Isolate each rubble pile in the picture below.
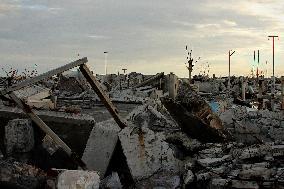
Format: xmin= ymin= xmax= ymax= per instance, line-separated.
xmin=0 ymin=59 xmax=284 ymax=189
xmin=162 ymin=82 xmax=230 ymax=142
xmin=220 ymin=106 xmax=284 ymax=143
xmin=0 ymin=159 xmax=47 ymax=189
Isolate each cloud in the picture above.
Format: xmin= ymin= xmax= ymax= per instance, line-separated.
xmin=0 ymin=0 xmax=283 ymax=77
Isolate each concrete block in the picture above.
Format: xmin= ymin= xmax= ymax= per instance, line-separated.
xmin=82 ymin=119 xmax=120 ymax=176
xmin=5 ymin=119 xmax=34 ymax=155
xmin=57 ymin=170 xmax=100 ymax=189
xmin=118 ymin=125 xmax=180 ymax=180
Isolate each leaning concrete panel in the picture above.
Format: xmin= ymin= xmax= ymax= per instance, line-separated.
xmin=82 ymin=119 xmax=120 ymax=176
xmin=118 ymin=125 xmax=180 ymax=180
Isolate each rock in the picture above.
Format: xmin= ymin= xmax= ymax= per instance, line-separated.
xmin=238 ymin=145 xmax=270 ymax=160
xmin=5 ymin=119 xmax=34 ymax=155
xmin=268 ymin=128 xmax=284 ymax=141
xmin=210 ymin=178 xmax=230 ymax=189
xmin=196 ymin=171 xmax=218 ymax=181
xmin=135 ymin=169 xmax=181 ymax=189
xmin=183 ymin=170 xmax=194 ymax=187
xmin=238 ymin=167 xmax=274 ymax=180
xmin=166 ymin=132 xmax=202 ymax=152
xmin=231 ymin=180 xmax=259 ymax=189
xmin=57 ymin=170 xmax=100 ymax=189
xmin=184 ymin=158 xmax=196 ymax=170
xmin=219 ymin=109 xmax=234 ymax=127
xmin=100 ymin=172 xmax=122 ymax=189
xmin=0 ymin=159 xmax=46 ymax=189
xmin=197 ymin=155 xmax=231 ymax=167
xmin=198 ymin=147 xmax=224 ymax=158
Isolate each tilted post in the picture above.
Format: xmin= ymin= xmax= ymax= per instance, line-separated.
xmin=79 ymin=64 xmax=127 ymax=129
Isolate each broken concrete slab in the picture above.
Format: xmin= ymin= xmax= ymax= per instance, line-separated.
xmin=57 ymin=170 xmax=100 ymax=189
xmin=118 ymin=125 xmax=180 ymax=180
xmin=5 ymin=119 xmax=34 ymax=155
xmin=14 ymin=85 xmax=51 ymax=101
xmin=82 ymin=119 xmax=120 ymax=176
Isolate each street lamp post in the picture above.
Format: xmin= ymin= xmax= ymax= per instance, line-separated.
xmin=104 ymin=51 xmax=108 ymax=75
xmin=228 ymin=50 xmax=235 ymax=92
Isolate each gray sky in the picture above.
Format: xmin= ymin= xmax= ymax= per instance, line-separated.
xmin=0 ymin=0 xmax=284 ymax=77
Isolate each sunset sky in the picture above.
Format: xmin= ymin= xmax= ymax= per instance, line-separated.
xmin=0 ymin=0 xmax=284 ymax=77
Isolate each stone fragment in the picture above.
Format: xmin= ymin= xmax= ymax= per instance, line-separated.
xmin=5 ymin=119 xmax=34 ymax=155
xmin=210 ymin=178 xmax=230 ymax=189
xmin=57 ymin=170 xmax=100 ymax=189
xmin=183 ymin=170 xmax=194 ymax=187
xmin=231 ymin=180 xmax=259 ymax=189
xmin=197 ymin=155 xmax=231 ymax=167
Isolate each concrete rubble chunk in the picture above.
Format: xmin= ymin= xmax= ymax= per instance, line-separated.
xmin=197 ymin=155 xmax=231 ymax=167
xmin=165 ymin=131 xmax=202 ymax=152
xmin=5 ymin=119 xmax=34 ymax=155
xmin=82 ymin=119 xmax=120 ymax=176
xmin=183 ymin=169 xmax=194 ymax=187
xmin=238 ymin=167 xmax=274 ymax=180
xmin=231 ymin=180 xmax=259 ymax=189
xmin=198 ymin=147 xmax=224 ymax=158
xmin=57 ymin=170 xmax=100 ymax=189
xmin=210 ymin=178 xmax=230 ymax=189
xmin=0 ymin=159 xmax=47 ymax=189
xmin=135 ymin=169 xmax=181 ymax=189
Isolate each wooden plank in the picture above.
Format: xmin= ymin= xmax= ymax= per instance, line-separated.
xmin=1 ymin=57 xmax=88 ymax=95
xmin=8 ymin=92 xmax=87 ymax=169
xmin=79 ymin=64 xmax=127 ymax=129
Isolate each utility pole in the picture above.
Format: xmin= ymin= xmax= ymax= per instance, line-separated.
xmin=104 ymin=51 xmax=108 ymax=75
xmin=185 ymin=45 xmax=200 ymax=84
xmin=254 ymin=50 xmax=260 ymax=88
xmin=268 ymin=35 xmax=279 ymax=95
xmin=228 ymin=50 xmax=235 ymax=92
xmin=122 ymin=68 xmax=127 ymax=74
